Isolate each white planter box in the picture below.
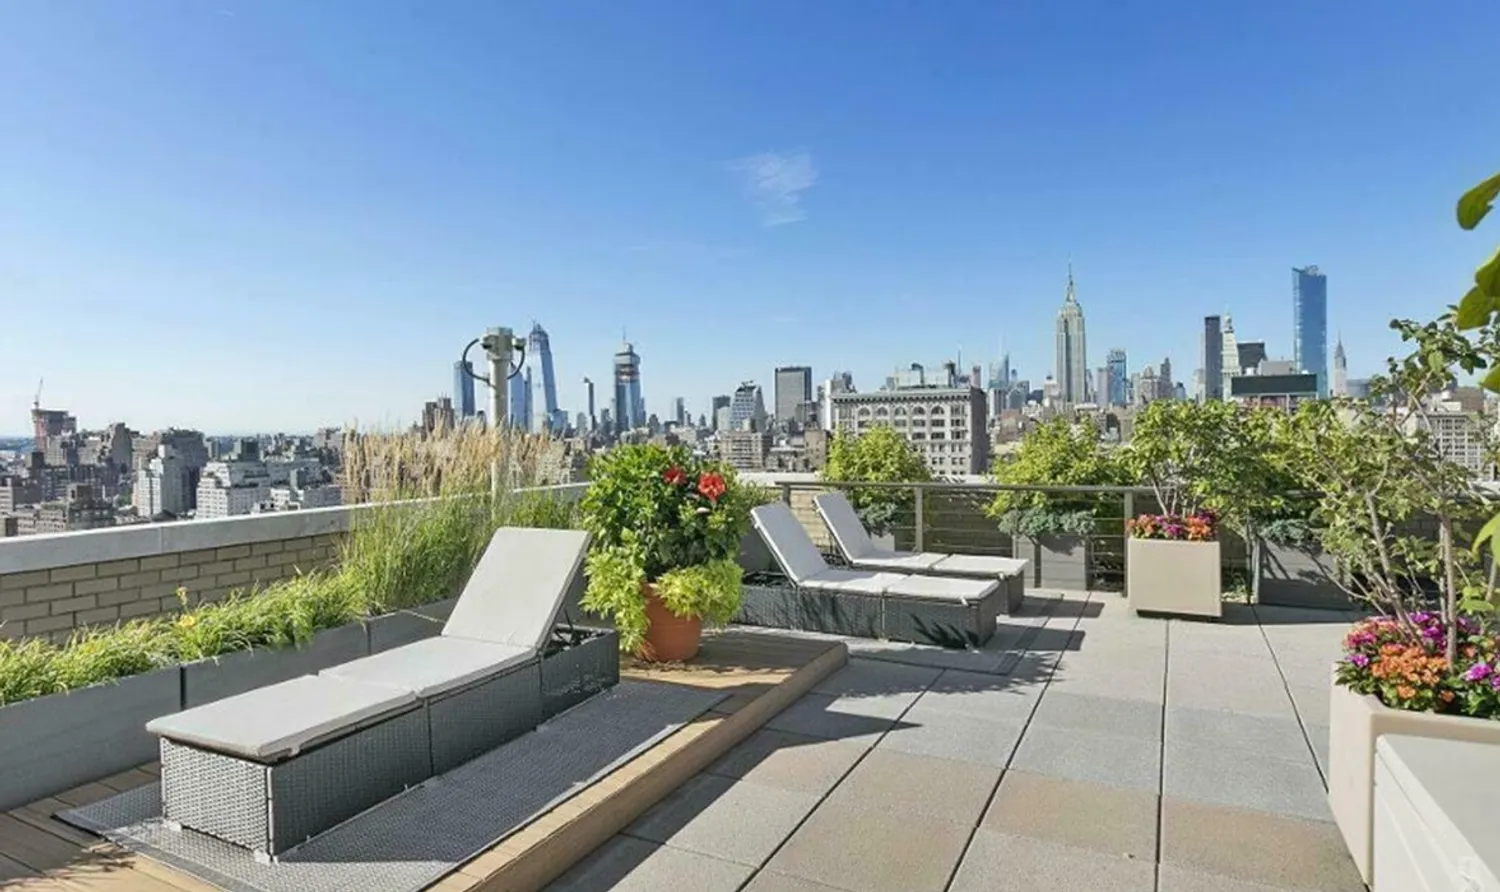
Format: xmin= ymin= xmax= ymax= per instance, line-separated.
xmin=1126 ymin=538 xmax=1221 ymax=618
xmin=1374 ymin=734 xmax=1500 ymax=892
xmin=1328 ymin=669 xmax=1500 ymax=885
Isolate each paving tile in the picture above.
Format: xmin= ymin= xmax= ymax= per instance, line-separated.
xmin=824 ymin=748 xmax=1000 ymax=825
xmin=1165 ymin=706 xmax=1315 ymax=765
xmin=742 ymin=870 xmax=850 ymax=892
xmin=948 ymin=829 xmax=1156 ymax=892
xmin=981 ymin=770 xmax=1158 ymax=861
xmin=1167 ymin=660 xmax=1298 ymax=719
xmin=812 ymin=658 xmax=941 ymax=698
xmin=1010 ymin=724 xmax=1161 ymax=792
xmin=1285 ymin=681 xmax=1332 ymax=726
xmin=1157 ymin=862 xmax=1338 ymax=892
xmin=764 ymin=692 xmax=904 ymax=742
xmin=1160 ymin=797 xmax=1366 ymax=892
xmin=765 ymin=797 xmax=972 ymax=892
xmin=850 ymin=643 xmax=1007 ymax=675
xmin=1162 ymin=737 xmax=1331 ymax=822
xmin=877 ymin=707 xmax=1026 ymax=767
xmin=625 ymin=773 xmax=821 ymax=866
xmin=911 ymin=669 xmax=1044 ymax=722
xmin=1305 ymin=723 xmax=1331 ymax=778
xmin=706 ymin=728 xmax=871 ymax=794
xmin=546 ymin=834 xmax=755 ymax=892
xmin=1030 ymin=690 xmax=1162 ymax=741
xmin=1168 ymin=622 xmax=1274 ymax=659
xmin=1048 ymin=662 xmax=1165 ymax=704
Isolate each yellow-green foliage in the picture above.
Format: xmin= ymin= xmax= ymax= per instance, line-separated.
xmin=0 ymin=427 xmax=581 ymax=706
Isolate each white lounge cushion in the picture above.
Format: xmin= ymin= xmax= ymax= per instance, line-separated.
xmin=751 ymin=503 xmax=830 ymax=584
xmin=443 ymin=526 xmax=590 ymax=653
xmin=813 ymin=492 xmax=880 ymax=560
xmin=851 ymin=551 xmax=948 ymax=572
xmin=146 ymin=675 xmax=417 ymax=762
xmin=882 ymin=575 xmax=998 ymax=604
xmin=803 ymin=568 xmax=908 ymax=594
xmin=930 ymin=554 xmax=1030 ymax=579
xmin=321 ymin=636 xmax=532 ymax=699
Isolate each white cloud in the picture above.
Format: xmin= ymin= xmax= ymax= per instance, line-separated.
xmin=729 ymin=150 xmax=817 ymax=226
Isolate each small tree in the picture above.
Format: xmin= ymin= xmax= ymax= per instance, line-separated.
xmin=1122 ymin=400 xmax=1283 ymax=536
xmin=985 ymin=418 xmax=1127 ymax=537
xmin=821 ymin=425 xmax=932 ymax=538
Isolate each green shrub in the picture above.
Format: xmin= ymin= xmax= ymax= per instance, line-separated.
xmin=985 ymin=418 xmax=1126 ymax=537
xmin=821 ymin=426 xmax=932 ymax=537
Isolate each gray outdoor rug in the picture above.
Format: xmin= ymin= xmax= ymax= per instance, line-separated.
xmin=60 ymin=680 xmax=726 ymax=892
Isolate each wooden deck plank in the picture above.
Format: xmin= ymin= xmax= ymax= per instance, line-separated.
xmin=95 ymin=769 xmax=155 ymax=795
xmin=9 ymin=798 xmax=99 ymax=848
xmin=0 ymin=850 xmax=38 ymax=882
xmin=0 ymin=814 xmax=120 ymax=874
xmin=46 ymin=784 xmax=118 ymax=811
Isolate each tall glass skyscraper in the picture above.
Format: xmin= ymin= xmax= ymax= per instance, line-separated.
xmin=1202 ymin=315 xmax=1223 ymax=401
xmin=452 ymin=361 xmax=476 ymax=418
xmin=613 ymin=341 xmax=642 ymax=434
xmin=523 ymin=323 xmax=563 ymax=433
xmin=1293 ymin=266 xmax=1329 ymax=398
xmin=1106 ymin=349 xmax=1128 ymax=407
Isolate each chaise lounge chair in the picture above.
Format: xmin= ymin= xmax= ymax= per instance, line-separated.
xmin=146 ymin=526 xmax=593 ymax=858
xmin=743 ymin=502 xmax=1004 ymax=647
xmin=813 ymin=491 xmax=1028 ymax=613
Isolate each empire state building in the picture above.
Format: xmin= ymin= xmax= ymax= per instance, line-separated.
xmin=1055 ymin=266 xmax=1088 ymax=405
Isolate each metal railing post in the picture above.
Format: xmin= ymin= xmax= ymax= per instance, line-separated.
xmin=913 ymin=485 xmax=925 ymax=552
xmin=779 ymin=483 xmax=792 ymax=505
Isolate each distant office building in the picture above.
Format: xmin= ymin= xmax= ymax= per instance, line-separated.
xmin=1403 ymin=404 xmax=1492 ymax=477
xmin=1229 ymin=372 xmax=1319 ymax=412
xmin=582 ymin=377 xmax=597 ymax=430
xmin=989 ymin=353 xmax=1012 ymax=391
xmin=1202 ymin=315 xmax=1224 ymax=401
xmin=1238 ymin=341 xmax=1268 ymax=374
xmin=672 ymin=397 xmax=687 ymax=427
xmin=709 ymin=395 xmax=731 ymax=431
xmin=1294 ymin=266 xmax=1330 ymax=397
xmin=774 ymin=366 xmax=813 ymax=429
xmin=1054 ymin=268 xmax=1088 ymax=405
xmin=819 ymin=373 xmax=855 ymax=431
xmin=197 ymin=457 xmax=323 ymax=519
xmin=31 ymin=408 xmax=77 ymax=452
xmin=830 ymin=387 xmax=988 ymax=475
xmin=508 ymin=374 xmax=527 ymax=427
xmin=1174 ymin=382 xmax=1187 ymax=401
xmin=728 ymin=382 xmax=768 ymax=432
xmin=718 ymin=429 xmax=772 ymax=471
xmin=1331 ymin=338 xmax=1348 ymax=397
xmin=1221 ymin=316 xmax=1241 ymax=399
xmin=452 ymin=361 xmax=476 ymax=419
xmin=18 ymin=483 xmax=114 ymax=535
xmin=1094 ymin=368 xmax=1110 ymax=409
xmin=136 ymin=445 xmax=191 ymax=518
xmin=1135 ymin=366 xmax=1159 ymax=408
xmin=524 ymin=322 xmax=564 ymax=433
xmin=420 ymin=397 xmax=456 ymax=434
xmin=1158 ymin=357 xmax=1174 ymax=400
xmin=268 ymin=468 xmax=343 ymax=511
xmin=1105 ymin=349 xmax=1128 ymax=407
xmin=613 ymin=341 xmax=643 ymax=434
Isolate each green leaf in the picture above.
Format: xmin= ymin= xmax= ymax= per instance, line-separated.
xmin=1476 ymin=246 xmax=1500 ymax=298
xmin=1473 ymin=510 xmax=1500 ymax=566
xmin=1455 ymin=285 xmax=1494 ymax=330
xmin=1483 ymin=363 xmax=1500 ymax=395
xmin=1458 ymin=172 xmax=1500 ymax=230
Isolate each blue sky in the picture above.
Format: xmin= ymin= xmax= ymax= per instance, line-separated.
xmin=2 ymin=1 xmax=1499 ymax=433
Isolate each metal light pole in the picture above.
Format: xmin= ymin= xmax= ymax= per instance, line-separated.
xmin=461 ymin=327 xmax=525 ymax=499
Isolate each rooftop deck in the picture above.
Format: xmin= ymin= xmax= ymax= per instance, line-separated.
xmin=1 ymin=592 xmax=1364 ymax=892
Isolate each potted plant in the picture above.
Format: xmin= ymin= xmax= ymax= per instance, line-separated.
xmin=1250 ymin=416 xmax=1346 ymax=608
xmin=578 ymin=444 xmax=753 ymax=662
xmin=985 ymin=418 xmax=1125 ymax=590
xmin=821 ymin=425 xmax=932 ymax=551
xmin=1125 ymin=509 xmax=1222 ymax=617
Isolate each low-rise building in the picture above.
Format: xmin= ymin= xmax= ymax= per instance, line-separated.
xmin=830 ymin=386 xmax=989 ymax=476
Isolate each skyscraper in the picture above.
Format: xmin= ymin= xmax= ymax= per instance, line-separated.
xmin=452 ymin=361 xmax=476 ymax=419
xmin=1094 ymin=368 xmax=1109 ymax=407
xmin=508 ymin=373 xmax=528 ymax=427
xmin=523 ymin=322 xmax=563 ymax=433
xmin=728 ymin=382 xmax=768 ymax=432
xmin=1221 ymin=315 xmax=1240 ymax=399
xmin=1106 ymin=349 xmax=1128 ymax=407
xmin=1158 ymin=357 xmax=1174 ymax=400
xmin=1054 ymin=266 xmax=1087 ymax=405
xmin=612 ymin=341 xmax=642 ymax=434
xmin=1293 ymin=266 xmax=1330 ymax=397
xmin=1331 ymin=337 xmax=1348 ymax=397
xmin=672 ymin=396 xmax=687 ymax=427
xmin=1202 ymin=315 xmax=1223 ymax=401
xmin=774 ymin=366 xmax=813 ymax=428
xmin=582 ymin=377 xmax=596 ymax=430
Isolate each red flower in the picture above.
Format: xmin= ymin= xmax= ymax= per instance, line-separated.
xmin=697 ymin=472 xmax=726 ymax=503
xmin=662 ymin=467 xmax=687 ymax=486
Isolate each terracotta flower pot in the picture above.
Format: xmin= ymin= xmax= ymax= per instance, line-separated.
xmin=639 ymin=582 xmax=702 ymax=663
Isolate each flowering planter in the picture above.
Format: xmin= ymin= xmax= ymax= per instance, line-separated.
xmin=539 ymin=628 xmax=620 ymax=721
xmin=180 ymin=620 xmax=370 ymax=709
xmin=1127 ymin=538 xmax=1222 ymax=618
xmin=1256 ymin=541 xmax=1348 ymax=610
xmin=0 ymin=666 xmax=181 ymax=813
xmin=639 ymin=585 xmax=702 ymax=663
xmin=1327 ymin=670 xmax=1500 ymax=885
xmin=1014 ymin=533 xmax=1092 ymax=591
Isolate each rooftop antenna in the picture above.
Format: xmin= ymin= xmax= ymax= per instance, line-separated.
xmin=33 ymin=378 xmax=43 ymax=411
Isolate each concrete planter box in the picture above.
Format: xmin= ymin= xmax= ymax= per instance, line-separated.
xmin=1127 ymin=538 xmax=1222 ymax=618
xmin=0 ymin=666 xmax=181 ymax=812
xmin=1256 ymin=541 xmax=1349 ymax=610
xmin=1327 ymin=671 xmax=1500 ymax=885
xmin=1014 ymin=534 xmax=1092 ymax=591
xmin=539 ymin=628 xmax=620 ymax=721
xmin=365 ymin=597 xmax=458 ymax=654
xmin=181 ymin=621 xmax=370 ymax=709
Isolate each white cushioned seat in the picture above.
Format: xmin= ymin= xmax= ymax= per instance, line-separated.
xmin=146 ymin=675 xmax=417 ymax=762
xmin=321 ymin=636 xmax=532 ymax=699
xmin=804 ymin=568 xmax=909 ymax=594
xmin=930 ymin=554 xmax=1029 ymax=578
xmin=882 ymin=574 xmax=998 ymax=604
xmin=849 ymin=551 xmax=948 ymax=571
xmin=751 ymin=503 xmax=836 ymax=584
xmin=443 ymin=526 xmax=590 ymax=652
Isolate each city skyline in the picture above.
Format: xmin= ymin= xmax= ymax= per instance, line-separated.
xmin=3 ymin=3 xmax=1496 ymax=431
